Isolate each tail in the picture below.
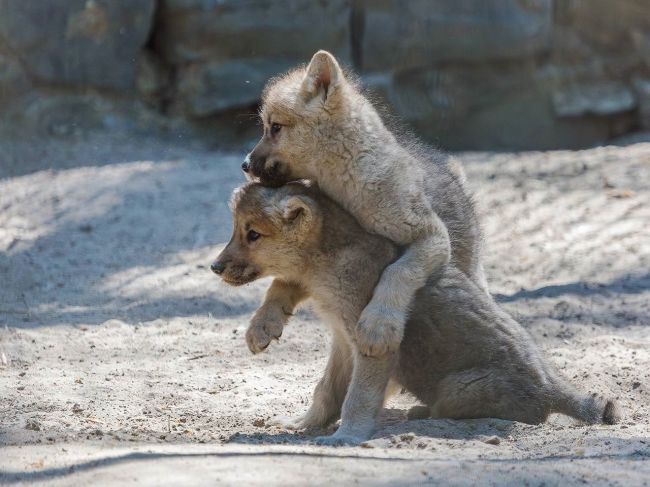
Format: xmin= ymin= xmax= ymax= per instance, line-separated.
xmin=552 ymin=382 xmax=621 ymax=425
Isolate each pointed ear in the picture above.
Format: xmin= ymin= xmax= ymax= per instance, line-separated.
xmin=301 ymin=50 xmax=343 ymax=102
xmin=281 ymin=195 xmax=314 ymax=225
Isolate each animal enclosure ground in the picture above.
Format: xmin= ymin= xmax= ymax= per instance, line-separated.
xmin=1 ymin=135 xmax=649 ymax=485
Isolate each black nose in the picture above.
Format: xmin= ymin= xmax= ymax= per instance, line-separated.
xmin=210 ymin=261 xmax=225 ymax=275
xmin=241 ymin=161 xmax=249 ymax=173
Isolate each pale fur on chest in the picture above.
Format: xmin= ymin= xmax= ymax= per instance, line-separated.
xmin=308 ymin=269 xmax=374 ymax=335
xmin=309 ymin=291 xmax=359 ymax=344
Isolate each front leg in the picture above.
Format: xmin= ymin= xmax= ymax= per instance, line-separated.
xmin=246 ymin=279 xmax=307 ymax=354
xmin=315 ymin=349 xmax=396 ymax=445
xmin=356 ymin=218 xmax=450 ymax=356
xmin=272 ymin=330 xmax=353 ymax=430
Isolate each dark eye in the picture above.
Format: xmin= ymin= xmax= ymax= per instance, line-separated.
xmin=270 ymin=123 xmax=282 ymax=136
xmin=247 ymin=230 xmax=261 ymax=242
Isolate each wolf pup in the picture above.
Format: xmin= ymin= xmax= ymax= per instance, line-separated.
xmin=212 ymin=182 xmax=620 ymax=445
xmin=242 ymin=50 xmax=487 ymax=357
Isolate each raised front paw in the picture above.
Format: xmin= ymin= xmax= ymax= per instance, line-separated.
xmin=246 ymin=307 xmax=286 ymax=354
xmin=355 ymin=304 xmax=405 ymax=356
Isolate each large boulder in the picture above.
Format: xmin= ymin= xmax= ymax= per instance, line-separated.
xmin=552 ymin=81 xmax=636 ymax=118
xmin=0 ymin=49 xmax=29 ymax=102
xmin=155 ymin=0 xmax=351 ymax=115
xmin=155 ymin=0 xmax=351 ymax=65
xmin=176 ymin=59 xmax=296 ymax=117
xmin=360 ymin=0 xmax=553 ymax=72
xmin=558 ymin=0 xmax=650 ymax=53
xmin=387 ymin=63 xmax=634 ymax=150
xmin=0 ymin=0 xmax=155 ymax=90
xmin=632 ymin=78 xmax=650 ymax=129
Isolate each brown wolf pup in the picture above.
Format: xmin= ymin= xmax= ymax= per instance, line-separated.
xmin=242 ymin=50 xmax=487 ymax=358
xmin=211 ymin=182 xmax=620 ymax=445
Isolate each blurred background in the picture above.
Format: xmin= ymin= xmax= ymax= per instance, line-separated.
xmin=1 ymin=0 xmax=649 ymax=153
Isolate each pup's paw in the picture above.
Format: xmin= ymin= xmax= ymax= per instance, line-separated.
xmin=313 ymin=433 xmax=365 ymax=447
xmin=355 ymin=304 xmax=404 ymax=356
xmin=245 ymin=324 xmax=278 ymax=354
xmin=268 ymin=415 xmax=306 ymax=431
xmin=246 ymin=308 xmax=285 ymax=354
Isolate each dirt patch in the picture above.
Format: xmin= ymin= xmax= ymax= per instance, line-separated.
xmin=1 ymin=137 xmax=649 ymax=484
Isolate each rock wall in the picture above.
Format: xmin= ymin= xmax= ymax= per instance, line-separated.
xmin=1 ymin=0 xmax=649 ymax=150
xmin=0 ymin=0 xmax=155 ymax=90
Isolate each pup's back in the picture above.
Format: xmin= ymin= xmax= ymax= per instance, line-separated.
xmin=397 ymin=267 xmax=619 ymax=424
xmin=307 ymin=185 xmax=619 ymax=425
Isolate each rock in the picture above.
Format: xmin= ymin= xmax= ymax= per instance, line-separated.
xmin=0 ymin=0 xmax=648 ymax=150
xmin=155 ymin=0 xmax=351 ymax=65
xmin=406 ymin=405 xmax=431 ymax=420
xmin=0 ymin=51 xmax=29 ymax=101
xmin=0 ymin=0 xmax=155 ymax=89
xmin=176 ymin=58 xmax=295 ymax=116
xmin=360 ymin=73 xmax=393 ymax=109
xmin=154 ymin=0 xmax=351 ymax=117
xmin=552 ymin=81 xmax=636 ymax=117
xmin=386 ymin=63 xmax=635 ymax=150
xmin=400 ymin=433 xmax=415 ymax=442
xmin=632 ymin=78 xmax=650 ymax=129
xmin=360 ymin=0 xmax=553 ymax=72
xmin=483 ymin=435 xmax=501 ymax=445
xmin=549 ymin=26 xmax=600 ymax=65
xmin=25 ymin=419 xmax=41 ymax=431
xmin=21 ymin=94 xmax=110 ymax=137
xmin=559 ymin=0 xmax=650 ymax=52
xmin=136 ymin=51 xmax=171 ymax=109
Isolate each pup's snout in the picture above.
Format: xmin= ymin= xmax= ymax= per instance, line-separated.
xmin=241 ymin=160 xmax=250 ymax=173
xmin=247 ymin=151 xmax=268 ymax=177
xmin=210 ymin=261 xmax=226 ymax=275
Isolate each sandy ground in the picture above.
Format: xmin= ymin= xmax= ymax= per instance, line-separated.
xmin=1 ymin=134 xmax=649 ymax=486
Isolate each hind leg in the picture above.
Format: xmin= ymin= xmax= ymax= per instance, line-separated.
xmin=430 ymin=368 xmax=549 ymax=424
xmin=272 ymin=331 xmax=352 ymax=430
xmin=315 ymin=350 xmax=397 ymax=445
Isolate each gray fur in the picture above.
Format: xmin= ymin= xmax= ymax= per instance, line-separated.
xmin=246 ymin=50 xmax=488 ymax=357
xmin=214 ymin=182 xmax=620 ymax=445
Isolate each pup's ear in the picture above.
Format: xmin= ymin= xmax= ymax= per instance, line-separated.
xmin=301 ymin=50 xmax=343 ymax=102
xmin=281 ymin=195 xmax=315 ymax=225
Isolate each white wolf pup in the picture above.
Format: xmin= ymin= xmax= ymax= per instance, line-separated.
xmin=243 ymin=50 xmax=486 ymax=357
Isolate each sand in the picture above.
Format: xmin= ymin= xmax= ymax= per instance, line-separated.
xmin=1 ymin=134 xmax=649 ymax=485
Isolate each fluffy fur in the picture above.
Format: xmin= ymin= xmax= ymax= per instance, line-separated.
xmin=243 ymin=50 xmax=487 ymax=357
xmin=212 ymin=182 xmax=621 ymax=445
